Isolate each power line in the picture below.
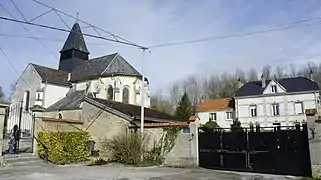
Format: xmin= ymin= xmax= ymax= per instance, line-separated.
xmin=9 ymin=0 xmax=27 ymax=22
xmin=0 ymin=16 xmax=147 ymax=49
xmin=0 ymin=2 xmax=59 ymax=59
xmin=0 ymin=45 xmax=37 ymax=92
xmin=0 ymin=46 xmax=21 ymax=77
xmin=0 ymin=33 xmax=138 ymax=48
xmin=148 ymin=18 xmax=321 ymax=49
xmin=30 ymin=0 xmax=144 ymax=48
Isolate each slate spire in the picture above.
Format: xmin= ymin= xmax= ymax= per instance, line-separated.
xmin=58 ymin=22 xmax=90 ymax=73
xmin=60 ymin=22 xmax=89 ymax=54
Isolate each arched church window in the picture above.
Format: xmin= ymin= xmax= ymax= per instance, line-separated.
xmin=122 ymin=87 xmax=129 ymax=103
xmin=23 ymin=91 xmax=30 ymax=111
xmin=107 ymin=85 xmax=114 ymax=100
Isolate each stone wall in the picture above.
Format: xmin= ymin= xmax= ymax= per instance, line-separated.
xmin=81 ymin=102 xmax=130 ymax=158
xmin=42 ymin=110 xmax=82 ymax=121
xmin=138 ymin=122 xmax=198 ymax=167
xmin=33 ymin=102 xmax=198 ymax=166
xmin=307 ymin=114 xmax=321 ymax=177
xmin=40 ymin=120 xmax=83 ymax=132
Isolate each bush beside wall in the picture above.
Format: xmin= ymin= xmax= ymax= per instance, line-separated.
xmin=37 ymin=132 xmax=91 ymax=164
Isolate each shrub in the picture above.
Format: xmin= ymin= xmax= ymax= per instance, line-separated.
xmin=102 ymin=132 xmax=149 ymax=165
xmin=103 ymin=128 xmax=181 ymax=166
xmin=37 ymin=131 xmax=91 ymax=165
xmin=230 ymin=119 xmax=243 ymax=132
xmin=201 ymin=121 xmax=220 ymax=132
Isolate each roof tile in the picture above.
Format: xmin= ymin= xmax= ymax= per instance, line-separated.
xmin=197 ymin=98 xmax=234 ymax=112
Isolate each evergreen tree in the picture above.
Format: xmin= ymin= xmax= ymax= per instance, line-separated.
xmin=174 ymin=92 xmax=193 ymax=121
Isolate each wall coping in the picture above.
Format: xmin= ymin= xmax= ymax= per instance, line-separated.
xmin=130 ymin=122 xmax=189 ymax=128
xmin=41 ymin=117 xmax=84 ymax=124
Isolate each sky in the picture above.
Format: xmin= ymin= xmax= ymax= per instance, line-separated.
xmin=1 ymin=0 xmax=321 ymax=98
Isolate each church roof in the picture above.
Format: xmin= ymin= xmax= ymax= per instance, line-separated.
xmin=70 ymin=53 xmax=142 ymax=82
xmin=87 ymin=97 xmax=181 ymax=122
xmin=45 ymin=91 xmax=181 ymax=122
xmin=45 ymin=90 xmax=86 ymax=111
xmin=31 ymin=64 xmax=71 ymax=87
xmin=60 ymin=23 xmax=89 ymax=54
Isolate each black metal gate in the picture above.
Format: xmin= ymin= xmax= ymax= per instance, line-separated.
xmin=2 ymin=103 xmax=35 ymax=155
xmin=199 ymin=124 xmax=312 ymax=177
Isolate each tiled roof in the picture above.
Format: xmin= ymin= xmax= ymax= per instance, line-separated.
xmin=70 ymin=53 xmax=142 ymax=82
xmin=235 ymin=77 xmax=320 ymax=97
xmin=31 ymin=64 xmax=71 ymax=87
xmin=60 ymin=23 xmax=89 ymax=54
xmin=89 ymin=97 xmax=181 ymax=122
xmin=197 ymin=98 xmax=234 ymax=112
xmin=45 ymin=90 xmax=86 ymax=112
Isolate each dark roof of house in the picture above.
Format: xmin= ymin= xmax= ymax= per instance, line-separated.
xmin=89 ymin=97 xmax=181 ymax=122
xmin=235 ymin=77 xmax=320 ymax=97
xmin=60 ymin=23 xmax=89 ymax=54
xmin=70 ymin=53 xmax=142 ymax=82
xmin=45 ymin=90 xmax=86 ymax=112
xmin=31 ymin=64 xmax=71 ymax=87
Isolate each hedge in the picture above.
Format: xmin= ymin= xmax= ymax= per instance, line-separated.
xmin=37 ymin=132 xmax=91 ymax=164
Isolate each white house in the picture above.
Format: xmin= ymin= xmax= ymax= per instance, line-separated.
xmin=234 ymin=76 xmax=320 ymax=127
xmin=8 ymin=22 xmax=150 ymax=134
xmin=196 ymin=98 xmax=235 ymax=128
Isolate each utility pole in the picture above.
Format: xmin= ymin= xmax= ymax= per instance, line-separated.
xmin=140 ymin=48 xmax=147 ymax=135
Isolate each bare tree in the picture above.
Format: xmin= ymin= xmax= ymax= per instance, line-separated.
xmin=235 ymin=69 xmax=246 ymax=82
xmin=150 ymin=89 xmax=173 ymax=114
xmin=0 ymin=86 xmax=4 ymax=102
xmin=247 ymin=68 xmax=259 ymax=81
xmin=289 ymin=64 xmax=297 ymax=77
xmin=262 ymin=65 xmax=272 ymax=79
xmin=273 ymin=65 xmax=286 ymax=79
xmin=182 ymin=75 xmax=203 ymax=106
xmin=169 ymin=83 xmax=183 ymax=109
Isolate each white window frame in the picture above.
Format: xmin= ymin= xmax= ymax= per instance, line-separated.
xmin=209 ymin=113 xmax=217 ymax=121
xmin=272 ymin=103 xmax=280 ymax=116
xmin=250 ymin=105 xmax=257 ymax=117
xmin=271 ymin=85 xmax=277 ymax=93
xmin=226 ymin=112 xmax=233 ymax=120
xmin=294 ymin=102 xmax=304 ymax=115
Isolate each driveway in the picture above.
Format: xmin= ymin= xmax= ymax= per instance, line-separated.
xmin=0 ymin=164 xmax=306 ymax=180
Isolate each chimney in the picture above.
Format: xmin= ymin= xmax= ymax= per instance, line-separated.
xmin=237 ymin=78 xmax=244 ymax=88
xmin=261 ymin=74 xmax=266 ymax=88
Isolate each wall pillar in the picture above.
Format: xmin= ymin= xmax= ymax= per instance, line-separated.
xmin=189 ymin=121 xmax=199 ymax=166
xmin=306 ymin=109 xmax=321 ymax=177
xmin=30 ymin=106 xmax=44 ymax=156
xmin=0 ymin=103 xmax=8 ymax=157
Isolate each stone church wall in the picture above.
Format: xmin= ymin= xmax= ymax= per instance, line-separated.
xmin=74 ymin=76 xmax=151 ymax=107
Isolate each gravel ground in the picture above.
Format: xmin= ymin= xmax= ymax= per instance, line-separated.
xmin=0 ymin=164 xmax=307 ymax=180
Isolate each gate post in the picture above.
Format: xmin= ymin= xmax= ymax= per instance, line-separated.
xmin=0 ymin=103 xmax=9 ymax=157
xmin=306 ymin=109 xmax=321 ymax=177
xmin=30 ymin=105 xmax=44 ymax=156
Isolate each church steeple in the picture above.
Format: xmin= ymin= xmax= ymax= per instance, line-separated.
xmin=58 ymin=22 xmax=90 ymax=73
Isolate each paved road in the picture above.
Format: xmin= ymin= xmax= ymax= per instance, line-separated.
xmin=0 ymin=164 xmax=305 ymax=180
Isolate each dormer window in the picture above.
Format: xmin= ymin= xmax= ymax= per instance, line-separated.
xmin=271 ymin=85 xmax=277 ymax=93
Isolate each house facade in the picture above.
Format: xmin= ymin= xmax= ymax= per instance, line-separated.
xmin=234 ymin=76 xmax=320 ymax=127
xmin=196 ymin=98 xmax=235 ymax=128
xmin=7 ymin=22 xmax=150 ymax=134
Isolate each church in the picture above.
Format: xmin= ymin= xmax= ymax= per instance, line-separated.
xmin=7 ymin=22 xmax=151 ymax=134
